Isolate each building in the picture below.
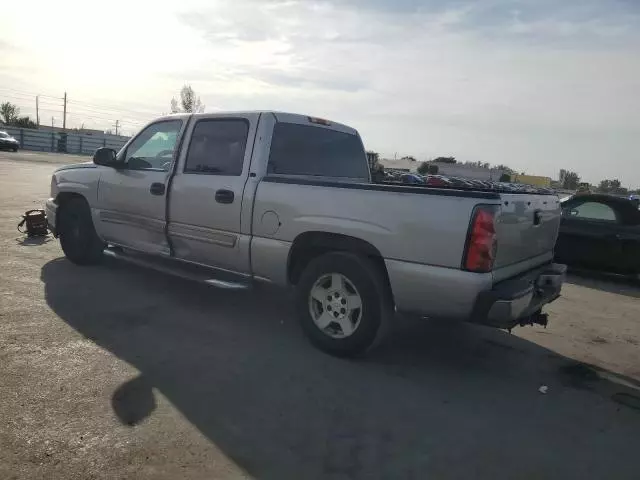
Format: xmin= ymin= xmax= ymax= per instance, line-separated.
xmin=430 ymin=162 xmax=506 ymax=181
xmin=511 ymin=174 xmax=552 ymax=187
xmin=379 ymin=157 xmax=419 ymax=172
xmin=380 ymin=159 xmax=506 ymax=180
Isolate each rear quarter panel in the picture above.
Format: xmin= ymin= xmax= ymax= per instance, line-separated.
xmin=250 ymin=180 xmax=495 ymax=285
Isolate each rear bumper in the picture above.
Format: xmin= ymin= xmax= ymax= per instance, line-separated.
xmin=45 ymin=198 xmax=58 ymax=236
xmin=471 ymin=263 xmax=566 ymax=328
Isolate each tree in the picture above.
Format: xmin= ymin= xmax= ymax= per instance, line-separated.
xmin=366 ymin=150 xmax=379 ymax=167
xmin=499 ymin=173 xmax=511 ymax=182
xmin=171 ymin=85 xmax=205 ymax=113
xmin=598 ymin=179 xmax=627 ymax=195
xmin=366 ymin=151 xmax=379 ymax=161
xmin=464 ymin=160 xmax=490 ymax=169
xmin=432 ymin=156 xmax=456 ymax=164
xmin=561 ymin=170 xmax=581 ymax=190
xmin=13 ymin=116 xmax=37 ymax=128
xmin=418 ymin=162 xmax=439 ymax=175
xmin=1 ymin=102 xmax=20 ymax=125
xmin=495 ymin=164 xmax=515 ymax=173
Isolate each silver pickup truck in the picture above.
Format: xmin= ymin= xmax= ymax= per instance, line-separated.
xmin=45 ymin=111 xmax=565 ymax=356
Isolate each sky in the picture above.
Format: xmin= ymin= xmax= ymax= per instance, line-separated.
xmin=1 ymin=0 xmax=639 ymax=187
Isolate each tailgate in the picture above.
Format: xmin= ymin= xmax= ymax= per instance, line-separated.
xmin=493 ymin=194 xmax=561 ymax=270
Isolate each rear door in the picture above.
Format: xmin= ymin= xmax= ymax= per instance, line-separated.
xmin=168 ymin=113 xmax=259 ymax=274
xmin=556 ymin=199 xmax=623 ymax=271
xmin=96 ymin=118 xmax=186 ymax=255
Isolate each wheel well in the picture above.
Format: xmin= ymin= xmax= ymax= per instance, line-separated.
xmin=287 ymin=232 xmax=394 ymax=303
xmin=55 ymin=192 xmax=87 ymax=223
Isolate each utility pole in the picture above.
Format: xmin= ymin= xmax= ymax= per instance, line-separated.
xmin=114 ymin=120 xmax=120 ymax=136
xmin=62 ymin=92 xmax=67 ymax=130
xmin=51 ymin=116 xmax=54 ymax=128
xmin=35 ymin=96 xmax=40 ymax=126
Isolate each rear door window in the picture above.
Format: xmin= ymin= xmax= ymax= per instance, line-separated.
xmin=184 ymin=119 xmax=249 ymax=176
xmin=267 ymin=123 xmax=368 ymax=179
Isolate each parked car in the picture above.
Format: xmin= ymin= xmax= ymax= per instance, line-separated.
xmin=400 ymin=173 xmax=425 ymax=185
xmin=555 ymin=194 xmax=640 ymax=274
xmin=0 ymin=131 xmax=19 ymax=151
xmin=45 ymin=111 xmax=565 ymax=356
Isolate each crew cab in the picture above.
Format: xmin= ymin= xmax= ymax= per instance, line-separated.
xmin=45 ymin=111 xmax=565 ymax=356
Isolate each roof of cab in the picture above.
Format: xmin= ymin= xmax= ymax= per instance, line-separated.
xmin=153 ymin=111 xmax=358 ymax=135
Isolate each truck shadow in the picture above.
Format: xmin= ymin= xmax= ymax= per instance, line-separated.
xmin=41 ymin=257 xmax=640 ymax=479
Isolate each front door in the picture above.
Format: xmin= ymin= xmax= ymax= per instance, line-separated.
xmin=168 ymin=114 xmax=258 ymax=274
xmin=96 ymin=119 xmax=185 ymax=255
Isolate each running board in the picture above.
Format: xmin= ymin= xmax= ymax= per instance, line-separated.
xmin=103 ymin=247 xmax=251 ymax=290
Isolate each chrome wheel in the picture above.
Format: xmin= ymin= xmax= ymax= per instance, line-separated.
xmin=308 ymin=273 xmax=363 ymax=338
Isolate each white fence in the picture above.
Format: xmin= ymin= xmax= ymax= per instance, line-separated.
xmin=2 ymin=126 xmax=130 ymax=156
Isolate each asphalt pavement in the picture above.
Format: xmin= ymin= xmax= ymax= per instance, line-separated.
xmin=1 ymin=151 xmax=639 ymax=480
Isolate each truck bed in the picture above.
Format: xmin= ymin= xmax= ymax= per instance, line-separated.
xmin=261 ymin=174 xmax=561 ymax=274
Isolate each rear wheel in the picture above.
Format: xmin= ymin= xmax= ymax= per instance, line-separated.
xmin=59 ymin=197 xmax=105 ymax=265
xmin=295 ymin=252 xmax=392 ymax=357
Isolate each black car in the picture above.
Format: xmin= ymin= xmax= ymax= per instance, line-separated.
xmin=0 ymin=131 xmax=19 ymax=151
xmin=555 ymin=194 xmax=640 ymax=274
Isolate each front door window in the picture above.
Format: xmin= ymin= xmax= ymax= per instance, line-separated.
xmin=124 ymin=120 xmax=183 ymax=171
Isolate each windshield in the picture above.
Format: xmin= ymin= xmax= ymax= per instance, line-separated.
xmin=0 ymin=132 xmax=9 ymax=139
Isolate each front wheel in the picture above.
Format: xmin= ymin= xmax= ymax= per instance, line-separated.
xmin=295 ymin=252 xmax=392 ymax=357
xmin=58 ymin=197 xmax=105 ymax=265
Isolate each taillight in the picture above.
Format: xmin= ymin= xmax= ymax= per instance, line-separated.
xmin=463 ymin=206 xmax=497 ymax=272
xmin=50 ymin=175 xmax=59 ymax=198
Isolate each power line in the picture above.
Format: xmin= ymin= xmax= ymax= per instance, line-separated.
xmin=1 ymin=88 xmax=154 ymax=118
xmin=67 ymin=97 xmax=159 ymax=115
xmin=2 ymin=87 xmax=152 ymax=133
xmin=66 ymin=110 xmax=145 ymax=124
xmin=67 ymin=100 xmax=160 ymax=120
xmin=0 ymin=93 xmax=62 ymax=107
xmin=65 ymin=104 xmax=150 ymax=123
xmin=0 ymin=87 xmax=61 ymax=100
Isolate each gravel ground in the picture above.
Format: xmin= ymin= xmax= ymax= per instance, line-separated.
xmin=1 ymin=152 xmax=639 ymax=480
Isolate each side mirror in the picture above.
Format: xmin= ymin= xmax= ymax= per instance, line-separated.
xmin=93 ymin=147 xmax=118 ymax=167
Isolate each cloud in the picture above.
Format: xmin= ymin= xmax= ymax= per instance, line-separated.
xmin=2 ymin=0 xmax=640 ymax=185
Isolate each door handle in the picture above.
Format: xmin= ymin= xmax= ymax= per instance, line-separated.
xmin=533 ymin=209 xmax=543 ymax=226
xmin=150 ymin=182 xmax=165 ymax=196
xmin=215 ymin=189 xmax=234 ymax=204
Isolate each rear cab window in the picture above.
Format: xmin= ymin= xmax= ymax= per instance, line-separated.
xmin=267 ymin=122 xmax=369 ymax=181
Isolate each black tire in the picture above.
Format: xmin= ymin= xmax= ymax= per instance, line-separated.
xmin=58 ymin=197 xmax=105 ymax=265
xmin=295 ymin=252 xmax=392 ymax=357
xmin=12 ymin=147 xmax=18 ymax=152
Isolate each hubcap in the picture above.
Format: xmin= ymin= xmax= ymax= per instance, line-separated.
xmin=308 ymin=273 xmax=363 ymax=338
